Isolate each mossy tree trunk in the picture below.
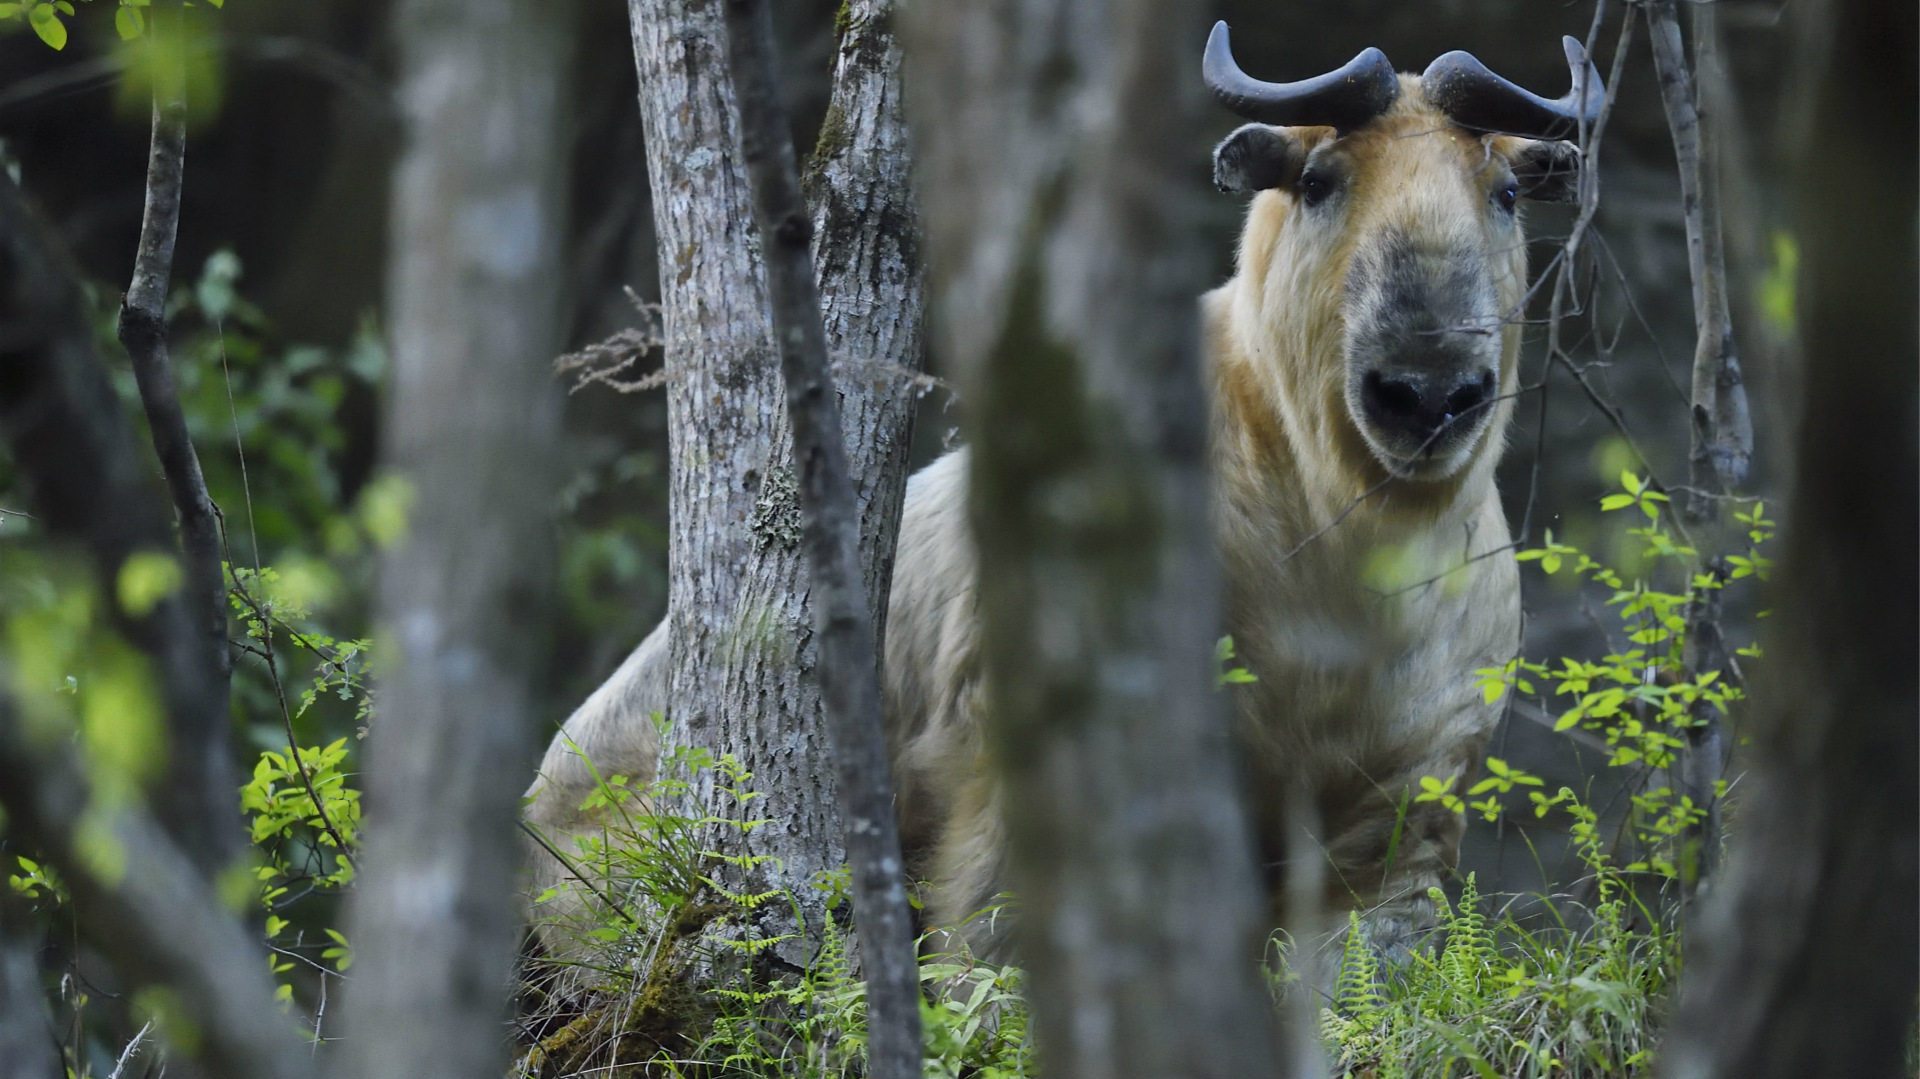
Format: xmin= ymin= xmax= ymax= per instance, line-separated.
xmin=906 ymin=2 xmax=1283 ymax=1075
xmin=630 ymin=0 xmax=923 ymax=976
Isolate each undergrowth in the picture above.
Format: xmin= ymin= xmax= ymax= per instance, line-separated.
xmin=515 ymin=737 xmax=1673 ymax=1079
xmin=1300 ymin=823 xmax=1675 ymax=1079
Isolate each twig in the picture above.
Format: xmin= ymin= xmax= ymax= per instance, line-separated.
xmin=229 ymin=586 xmax=359 ymax=872
xmin=106 ymin=1019 xmax=152 ymax=1079
xmin=516 ymin=820 xmax=638 ymax=927
xmin=721 ymin=1 xmax=923 ymax=1074
xmin=554 ymin=290 xmax=668 ymax=394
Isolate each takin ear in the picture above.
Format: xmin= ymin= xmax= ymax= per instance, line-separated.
xmin=1213 ymin=124 xmax=1307 ymax=194
xmin=1512 ymin=139 xmax=1583 ymax=203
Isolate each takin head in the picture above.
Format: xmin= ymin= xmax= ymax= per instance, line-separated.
xmin=1206 ymin=24 xmax=1597 ymax=485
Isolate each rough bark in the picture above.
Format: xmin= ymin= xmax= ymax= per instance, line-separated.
xmin=807 ymin=0 xmax=926 ymax=642
xmin=337 ymin=0 xmax=573 ymax=1074
xmin=721 ymin=1 xmax=922 ymax=1073
xmin=0 ymin=699 xmax=311 ymax=1079
xmin=630 ymin=0 xmax=923 ymax=974
xmin=1660 ymin=0 xmax=1918 ymax=1074
xmin=111 ymin=3 xmax=242 ymax=879
xmin=906 ymin=3 xmax=1281 ymax=1076
xmin=632 ymin=0 xmax=828 ymax=973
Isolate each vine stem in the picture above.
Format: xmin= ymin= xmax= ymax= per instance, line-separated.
xmin=246 ymin=590 xmax=359 ymax=873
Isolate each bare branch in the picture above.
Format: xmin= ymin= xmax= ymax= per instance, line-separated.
xmin=113 ymin=2 xmax=242 ymax=877
xmin=554 ymin=288 xmax=667 ymax=394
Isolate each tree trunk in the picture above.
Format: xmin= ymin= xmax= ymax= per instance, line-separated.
xmin=1647 ymin=0 xmax=1753 ymax=896
xmin=630 ymin=0 xmax=923 ymax=975
xmin=1659 ymin=0 xmax=1918 ymax=1074
xmin=906 ymin=3 xmax=1282 ymax=1076
xmin=338 ymin=0 xmax=574 ymax=1074
xmin=721 ymin=0 xmax=922 ymax=1071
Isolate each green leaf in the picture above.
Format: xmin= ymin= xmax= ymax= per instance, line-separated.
xmin=1599 ymin=493 xmax=1635 ymax=511
xmin=30 ymin=6 xmax=67 ymax=50
xmin=114 ymin=3 xmax=141 ymax=38
xmin=0 ymin=3 xmax=24 ymax=16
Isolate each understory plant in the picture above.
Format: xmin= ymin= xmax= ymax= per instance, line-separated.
xmin=515 ymin=735 xmax=1034 ymax=1078
xmin=1305 ymin=815 xmax=1676 ymax=1079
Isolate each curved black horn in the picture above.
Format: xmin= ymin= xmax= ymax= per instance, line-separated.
xmin=1420 ymin=36 xmax=1605 ymax=140
xmin=1203 ymin=22 xmax=1399 ymax=134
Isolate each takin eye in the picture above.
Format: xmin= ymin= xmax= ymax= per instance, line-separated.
xmin=1495 ymin=182 xmax=1519 ymax=214
xmin=1298 ymin=169 xmax=1336 ymax=208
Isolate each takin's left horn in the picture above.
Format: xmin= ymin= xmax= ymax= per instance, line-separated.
xmin=1203 ymin=21 xmax=1400 ymax=134
xmin=1420 ymin=36 xmax=1606 ymax=140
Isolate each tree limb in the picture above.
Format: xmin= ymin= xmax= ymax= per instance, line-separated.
xmin=0 ymin=172 xmax=240 ymax=885
xmin=1645 ymin=0 xmax=1754 ymax=518
xmin=719 ymin=2 xmax=922 ymax=1074
xmin=0 ymin=889 xmax=59 ymax=1079
xmin=112 ymin=2 xmax=241 ymax=878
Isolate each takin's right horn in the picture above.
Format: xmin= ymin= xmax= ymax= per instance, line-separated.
xmin=1420 ymin=36 xmax=1607 ymax=140
xmin=1202 ymin=22 xmax=1400 ymax=134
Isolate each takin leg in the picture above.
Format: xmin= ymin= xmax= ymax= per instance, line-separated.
xmin=1317 ymin=755 xmax=1476 ymax=962
xmin=522 ymin=620 xmax=669 ymax=944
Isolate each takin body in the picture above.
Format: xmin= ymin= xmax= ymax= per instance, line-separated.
xmin=524 ymin=26 xmax=1597 ymax=958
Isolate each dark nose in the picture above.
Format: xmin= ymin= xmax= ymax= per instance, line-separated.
xmin=1361 ymin=369 xmax=1496 ymax=449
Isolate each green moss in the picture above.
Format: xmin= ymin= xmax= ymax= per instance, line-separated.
xmin=523 ymin=903 xmax=734 ymax=1076
xmin=804 ymin=98 xmax=851 ymax=202
xmin=833 ymin=0 xmax=853 ymax=45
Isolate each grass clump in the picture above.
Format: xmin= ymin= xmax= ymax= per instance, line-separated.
xmin=1304 ymin=805 xmax=1676 ymax=1079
